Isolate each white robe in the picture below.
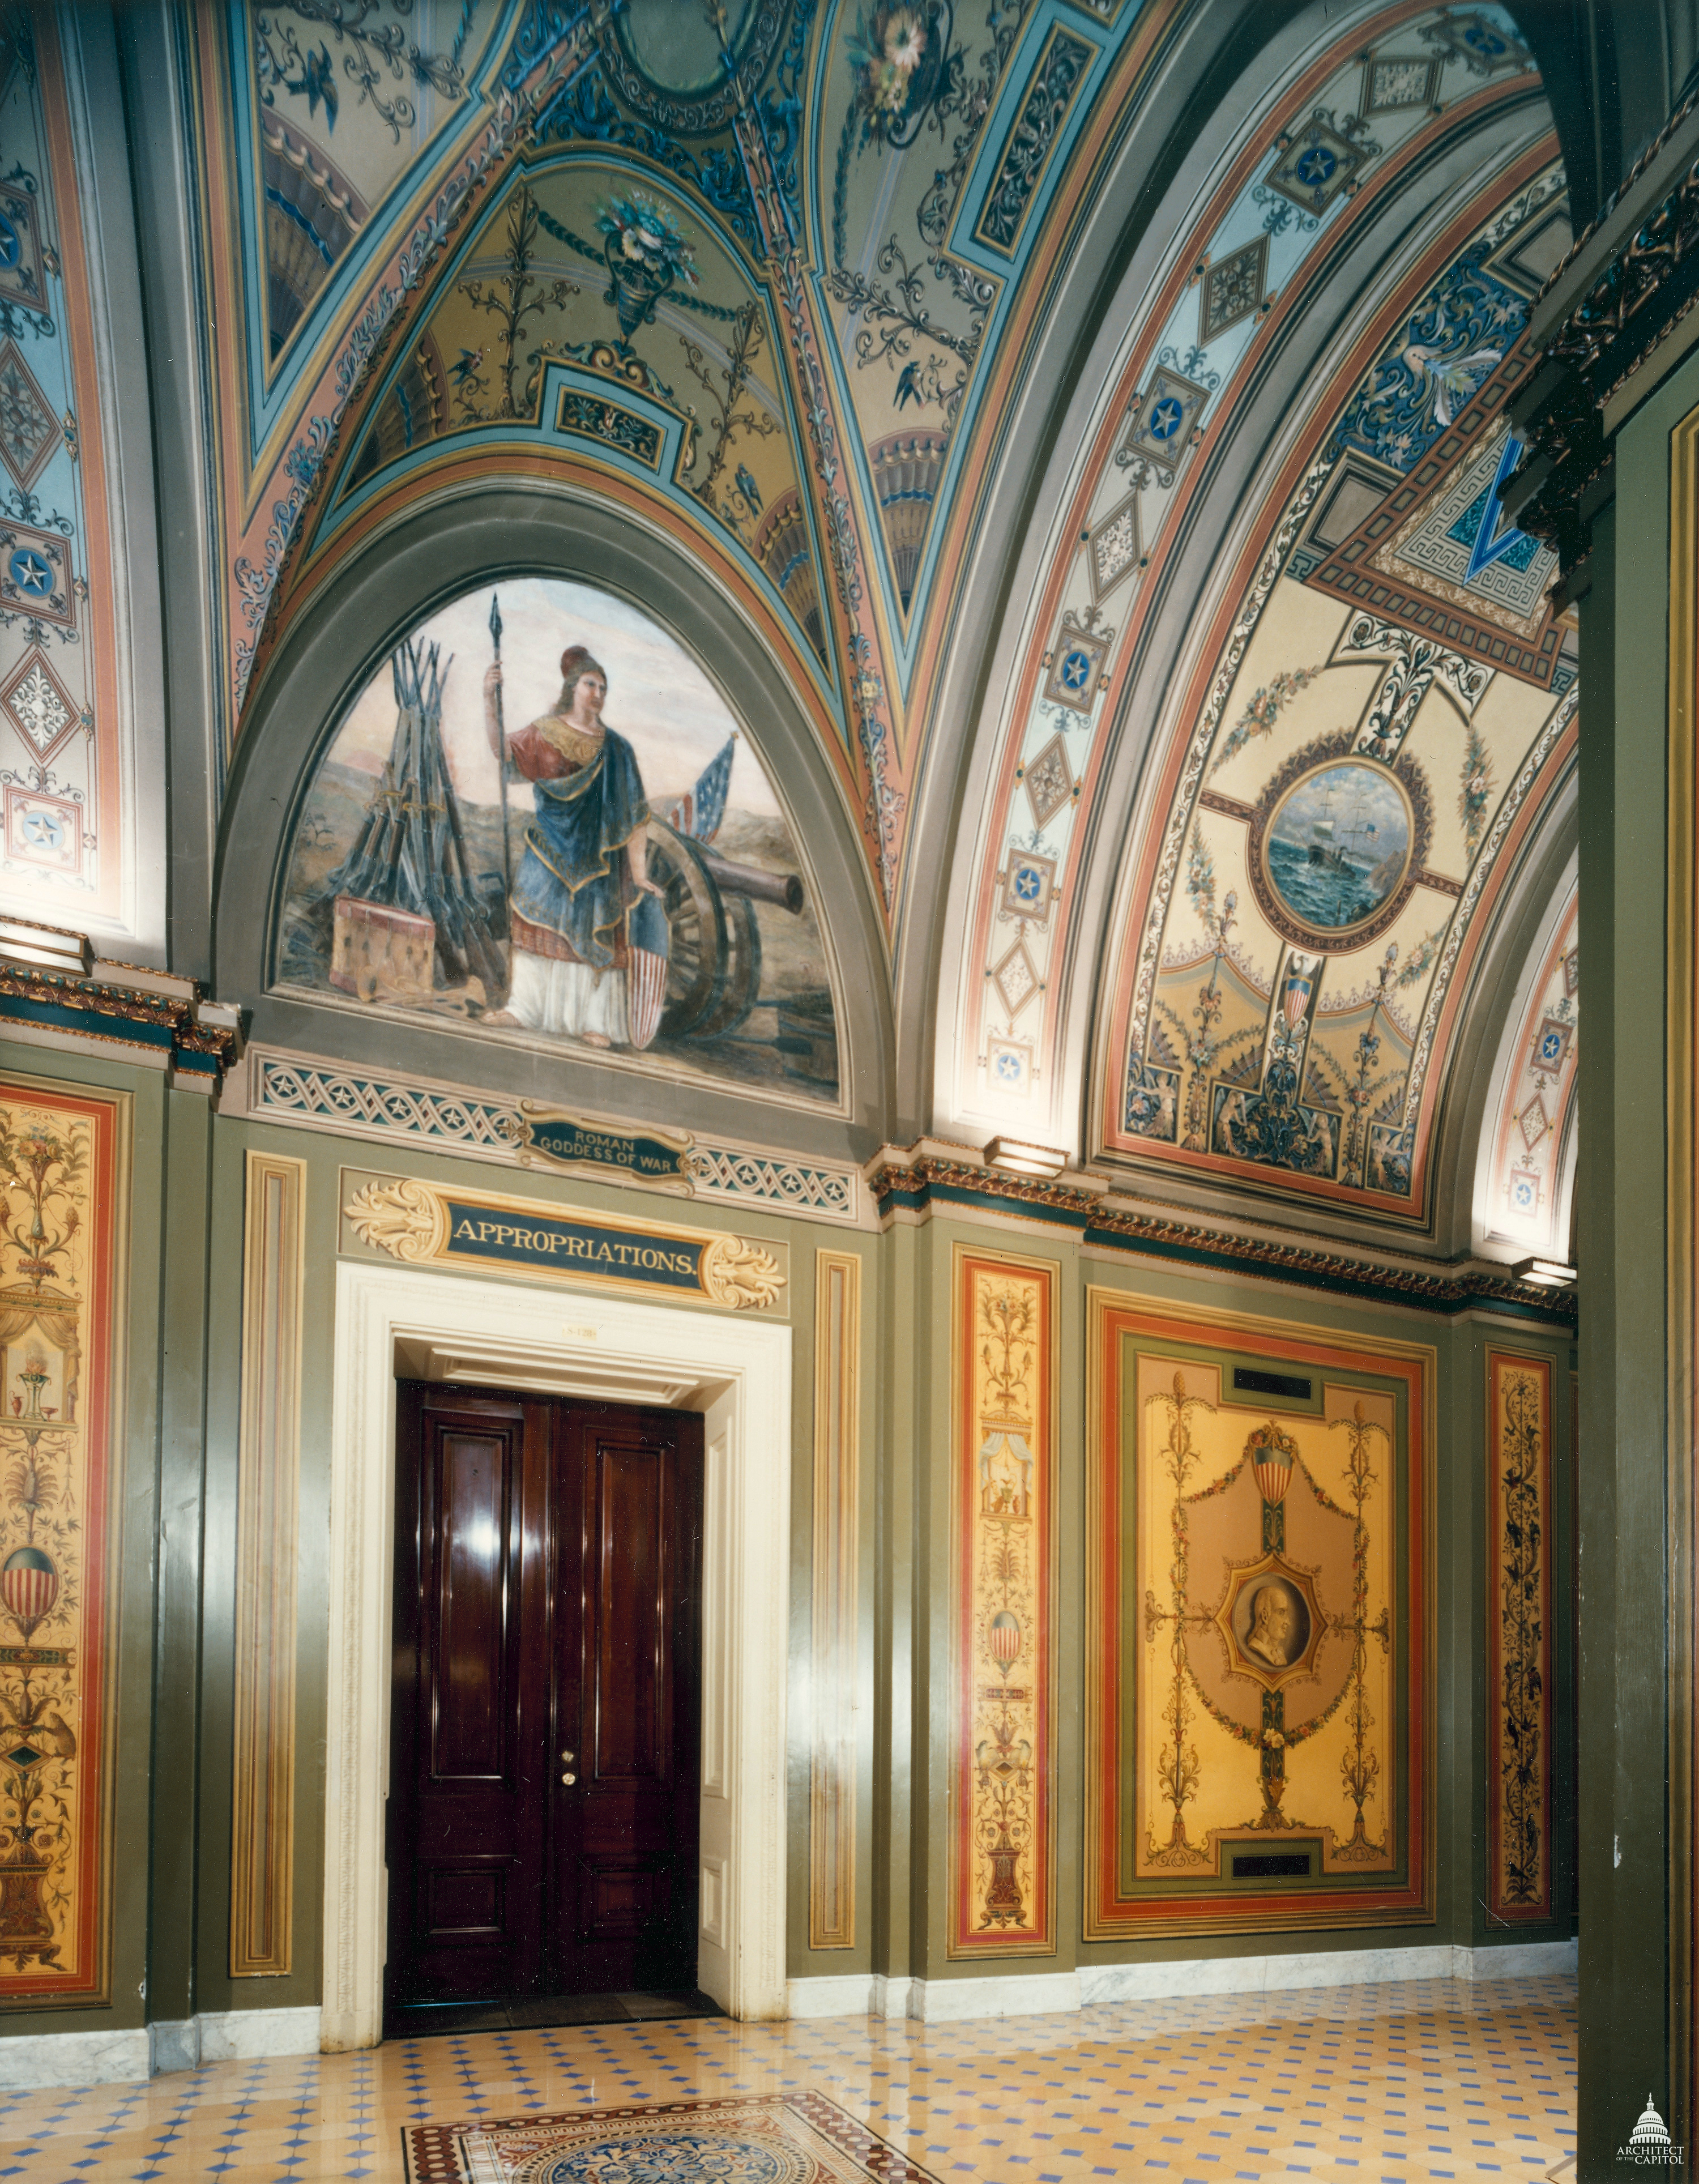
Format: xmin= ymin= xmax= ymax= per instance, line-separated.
xmin=506 ymin=949 xmax=630 ymax=1045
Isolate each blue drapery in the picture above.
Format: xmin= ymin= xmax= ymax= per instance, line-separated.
xmin=510 ymin=728 xmax=650 ymax=970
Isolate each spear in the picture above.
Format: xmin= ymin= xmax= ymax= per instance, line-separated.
xmin=489 ymin=591 xmax=514 ymax=1003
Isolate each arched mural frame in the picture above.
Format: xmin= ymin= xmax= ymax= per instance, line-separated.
xmin=1054 ymin=107 xmax=1566 ymax=1245
xmin=214 ymin=479 xmax=895 ymax=1157
xmin=903 ymin=0 xmax=1559 ymax=1170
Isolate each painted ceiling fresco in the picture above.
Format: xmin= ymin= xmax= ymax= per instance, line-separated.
xmin=916 ymin=0 xmax=1573 ymax=1227
xmin=0 ymin=17 xmax=132 ymax=937
xmin=1094 ymin=165 xmax=1573 ymax=1219
xmin=193 ymin=0 xmax=1198 ymax=907
xmin=171 ymin=0 xmax=1577 ymax=1222
xmin=278 ymin=575 xmax=843 ymax=1109
xmin=1476 ymin=880 xmax=1576 ymax=1259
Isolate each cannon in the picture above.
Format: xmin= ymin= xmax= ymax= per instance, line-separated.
xmin=643 ymin=817 xmax=805 ymax=1040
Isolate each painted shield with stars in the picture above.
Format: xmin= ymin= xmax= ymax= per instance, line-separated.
xmin=1282 ymin=961 xmax=1315 ymax=1026
xmin=1248 ymin=1428 xmax=1295 ymax=1507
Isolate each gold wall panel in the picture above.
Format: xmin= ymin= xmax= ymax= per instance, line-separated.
xmin=230 ymin=1151 xmax=307 ymax=1976
xmin=0 ymin=1077 xmax=127 ymax=2003
xmin=949 ymin=1246 xmax=1057 ymax=1957
xmin=1486 ymin=1347 xmax=1553 ymax=1922
xmin=809 ymin=1250 xmax=860 ymax=1950
xmin=1086 ymin=1291 xmax=1433 ymax=1937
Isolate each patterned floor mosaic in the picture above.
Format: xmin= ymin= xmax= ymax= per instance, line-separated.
xmin=403 ymin=2091 xmax=941 ymax=2183
xmin=0 ymin=1970 xmax=1575 ymax=2182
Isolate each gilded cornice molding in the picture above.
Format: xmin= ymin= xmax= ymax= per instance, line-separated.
xmin=865 ymin=1153 xmax=1576 ymax=1327
xmin=0 ymin=923 xmax=243 ymax=1093
xmin=1509 ymin=100 xmax=1699 ymax=586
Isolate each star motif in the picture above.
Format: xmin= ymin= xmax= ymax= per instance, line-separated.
xmin=10 ymin=548 xmax=52 ymax=596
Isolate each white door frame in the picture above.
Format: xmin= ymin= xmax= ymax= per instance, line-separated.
xmin=321 ymin=1258 xmax=792 ymax=2049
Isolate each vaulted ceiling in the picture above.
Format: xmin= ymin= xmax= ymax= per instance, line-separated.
xmin=0 ymin=0 xmax=1589 ymax=1256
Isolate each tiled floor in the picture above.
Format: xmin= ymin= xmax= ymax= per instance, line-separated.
xmin=0 ymin=1970 xmax=1576 ymax=2182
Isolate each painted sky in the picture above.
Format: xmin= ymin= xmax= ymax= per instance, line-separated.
xmin=326 ymin=577 xmax=782 ymax=820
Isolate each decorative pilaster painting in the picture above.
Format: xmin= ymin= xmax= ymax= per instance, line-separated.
xmin=0 ymin=1077 xmax=125 ymax=2002
xmin=949 ymin=1247 xmax=1056 ymax=1958
xmin=1086 ymin=1293 xmax=1431 ymax=1938
xmin=0 ymin=15 xmax=133 ymax=932
xmin=276 ymin=577 xmax=840 ymax=1108
xmin=1486 ymin=1349 xmax=1552 ymax=1922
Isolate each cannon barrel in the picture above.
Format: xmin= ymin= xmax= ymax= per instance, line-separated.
xmin=698 ymin=847 xmax=805 ymax=915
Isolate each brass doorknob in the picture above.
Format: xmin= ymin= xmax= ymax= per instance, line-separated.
xmin=561 ymin=1749 xmax=575 ymax=1762
xmin=561 ymin=1771 xmax=577 ymax=1785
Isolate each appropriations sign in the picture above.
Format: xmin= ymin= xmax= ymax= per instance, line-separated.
xmin=339 ymin=1170 xmax=788 ymax=1314
xmin=949 ymin=1246 xmax=1057 ymax=1958
xmin=0 ymin=1076 xmax=126 ymax=2004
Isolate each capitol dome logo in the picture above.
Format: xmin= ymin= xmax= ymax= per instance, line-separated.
xmin=1619 ymin=2095 xmax=1684 ymax=2165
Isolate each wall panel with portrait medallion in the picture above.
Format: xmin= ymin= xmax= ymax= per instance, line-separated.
xmin=1085 ymin=1291 xmax=1433 ymax=1938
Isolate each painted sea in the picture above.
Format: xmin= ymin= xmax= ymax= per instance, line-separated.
xmin=1265 ymin=762 xmax=1409 ymax=932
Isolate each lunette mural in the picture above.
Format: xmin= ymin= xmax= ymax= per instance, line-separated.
xmin=277 ymin=576 xmax=840 ymax=1104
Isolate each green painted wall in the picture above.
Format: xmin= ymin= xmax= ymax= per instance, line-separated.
xmin=0 ymin=1059 xmax=1578 ymax=2040
xmin=1571 ymin=331 xmax=1699 ymax=2176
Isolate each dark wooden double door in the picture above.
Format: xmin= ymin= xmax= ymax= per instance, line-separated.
xmin=386 ymin=1387 xmax=703 ymax=2015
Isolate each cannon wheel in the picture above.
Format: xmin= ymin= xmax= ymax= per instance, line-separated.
xmin=693 ymin=893 xmax=763 ymax=1040
xmin=647 ymin=827 xmax=725 ymax=1038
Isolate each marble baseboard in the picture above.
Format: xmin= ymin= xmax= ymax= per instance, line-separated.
xmin=788 ymin=1972 xmax=1082 ymax=2022
xmin=0 ymin=2028 xmax=150 ymax=2088
xmin=1078 ymin=1940 xmax=1578 ymax=2004
xmin=910 ymin=1972 xmax=1082 ymax=2023
xmin=0 ymin=2006 xmax=322 ymax=2087
xmin=786 ymin=1977 xmax=875 ymax=2020
xmin=787 ymin=1941 xmax=1578 ymax=2023
xmin=198 ymin=2006 xmax=322 ymax=2062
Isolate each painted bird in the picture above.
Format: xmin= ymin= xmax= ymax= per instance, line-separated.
xmin=450 ymin=347 xmax=485 ymax=390
xmin=894 ymin=359 xmax=924 ymax=410
xmin=735 ymin=463 xmax=762 ymax=515
xmin=284 ymin=41 xmax=338 ymax=129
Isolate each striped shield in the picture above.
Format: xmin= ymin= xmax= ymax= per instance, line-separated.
xmin=627 ymin=890 xmax=671 ymax=1053
xmin=1 ymin=1546 xmax=57 ymax=1636
xmin=1281 ymin=963 xmax=1313 ymax=1027
xmin=988 ymin=1610 xmax=1022 ymax=1668
xmin=1251 ymin=1435 xmax=1294 ymax=1507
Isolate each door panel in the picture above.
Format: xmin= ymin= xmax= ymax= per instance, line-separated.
xmin=593 ymin=1444 xmax=665 ymax=1784
xmin=387 ymin=1387 xmax=703 ymax=2020
xmin=433 ymin=1430 xmax=512 ymax=1780
xmin=553 ymin=1405 xmax=702 ymax=1994
xmin=387 ymin=1387 xmax=551 ymax=2007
